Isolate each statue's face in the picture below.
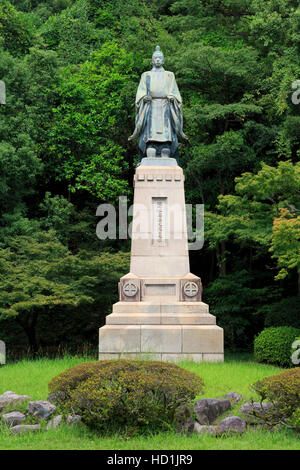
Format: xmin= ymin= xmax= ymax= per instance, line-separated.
xmin=152 ymin=54 xmax=164 ymax=68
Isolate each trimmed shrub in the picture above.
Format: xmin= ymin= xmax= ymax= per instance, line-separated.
xmin=251 ymin=368 xmax=300 ymax=429
xmin=254 ymin=326 xmax=300 ymax=367
xmin=290 ymin=408 xmax=300 ymax=429
xmin=48 ymin=359 xmax=204 ymax=433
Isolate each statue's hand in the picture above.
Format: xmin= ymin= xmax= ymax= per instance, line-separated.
xmin=143 ymin=95 xmax=152 ymax=102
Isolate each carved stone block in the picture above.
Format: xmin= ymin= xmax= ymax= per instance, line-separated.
xmin=119 ymin=278 xmax=141 ymax=302
xmin=180 ymin=278 xmax=202 ymax=302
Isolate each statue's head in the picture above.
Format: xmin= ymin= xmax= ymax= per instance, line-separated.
xmin=152 ymin=45 xmax=164 ymax=68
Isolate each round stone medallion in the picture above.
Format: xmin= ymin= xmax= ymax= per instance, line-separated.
xmin=183 ymin=281 xmax=199 ymax=298
xmin=123 ymin=282 xmax=138 ymax=297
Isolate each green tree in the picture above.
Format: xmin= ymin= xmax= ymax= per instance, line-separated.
xmin=2 ymin=0 xmax=300 ymax=352
xmin=206 ymin=161 xmax=300 ymax=288
xmin=0 ymin=231 xmax=92 ymax=351
xmin=49 ymin=42 xmax=138 ymax=201
xmin=271 ymin=208 xmax=300 ymax=293
xmin=205 ymin=270 xmax=279 ymax=350
xmin=0 ymin=231 xmax=130 ymax=351
xmin=0 ymin=1 xmax=34 ymax=55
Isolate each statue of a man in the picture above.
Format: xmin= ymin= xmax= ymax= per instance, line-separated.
xmin=129 ymin=46 xmax=187 ymax=162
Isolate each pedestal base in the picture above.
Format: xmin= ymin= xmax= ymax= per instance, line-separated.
xmin=98 ymin=162 xmax=224 ymax=363
xmin=98 ymin=301 xmax=224 ymax=363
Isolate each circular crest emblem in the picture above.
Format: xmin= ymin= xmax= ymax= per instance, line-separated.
xmin=123 ymin=282 xmax=138 ymax=297
xmin=183 ymin=281 xmax=199 ymax=298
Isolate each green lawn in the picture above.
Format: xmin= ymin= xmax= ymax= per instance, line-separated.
xmin=0 ymin=354 xmax=299 ymax=450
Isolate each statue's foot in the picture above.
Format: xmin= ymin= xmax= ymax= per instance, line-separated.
xmin=146 ymin=147 xmax=156 ymax=158
xmin=161 ymin=148 xmax=170 ymax=158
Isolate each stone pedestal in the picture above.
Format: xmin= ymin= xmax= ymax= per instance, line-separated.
xmin=99 ymin=158 xmax=224 ymax=362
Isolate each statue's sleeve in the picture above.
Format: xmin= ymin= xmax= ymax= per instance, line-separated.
xmin=128 ymin=73 xmax=150 ymax=141
xmin=167 ymin=72 xmax=188 ymax=141
xmin=167 ymin=72 xmax=182 ymax=104
xmin=135 ymin=73 xmax=147 ymax=106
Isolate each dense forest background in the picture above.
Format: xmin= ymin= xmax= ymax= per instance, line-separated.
xmin=0 ymin=0 xmax=299 ymax=356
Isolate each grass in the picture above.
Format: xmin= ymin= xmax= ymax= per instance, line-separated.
xmin=0 ymin=353 xmax=299 ymax=450
xmin=0 ymin=355 xmax=88 ymax=400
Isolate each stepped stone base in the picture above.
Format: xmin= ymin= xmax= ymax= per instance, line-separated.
xmin=98 ymin=353 xmax=224 ymax=362
xmin=98 ymin=163 xmax=224 ymax=363
xmin=98 ymin=301 xmax=224 ymax=363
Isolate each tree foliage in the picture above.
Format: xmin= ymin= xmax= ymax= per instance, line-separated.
xmin=1 ymin=0 xmax=300 ymax=353
xmin=0 ymin=230 xmax=129 ymax=351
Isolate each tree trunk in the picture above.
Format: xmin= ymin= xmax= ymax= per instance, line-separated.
xmin=220 ymin=241 xmax=226 ymax=275
xmin=25 ymin=326 xmax=38 ymax=354
xmin=209 ymin=249 xmax=215 ymax=282
xmin=16 ymin=311 xmax=39 ymax=353
xmin=216 ymin=242 xmax=226 ymax=276
xmin=218 ymin=172 xmax=225 ymax=195
xmin=249 ymin=244 xmax=253 ymax=272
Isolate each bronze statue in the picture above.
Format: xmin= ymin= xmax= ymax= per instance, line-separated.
xmin=129 ymin=46 xmax=187 ymax=162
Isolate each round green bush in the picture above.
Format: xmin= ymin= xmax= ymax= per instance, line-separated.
xmin=251 ymin=367 xmax=300 ymax=428
xmin=48 ymin=359 xmax=204 ymax=433
xmin=254 ymin=326 xmax=300 ymax=367
xmin=290 ymin=407 xmax=300 ymax=429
